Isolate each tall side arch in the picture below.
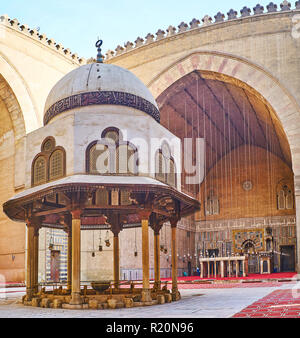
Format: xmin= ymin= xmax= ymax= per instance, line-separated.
xmin=0 ymin=74 xmax=27 ymax=282
xmin=148 ymin=51 xmax=300 ymax=273
xmin=0 ymin=53 xmax=40 ymax=134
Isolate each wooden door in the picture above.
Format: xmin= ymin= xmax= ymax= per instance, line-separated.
xmin=280 ymin=246 xmax=295 ymax=272
xmin=248 ymin=255 xmax=259 ymax=274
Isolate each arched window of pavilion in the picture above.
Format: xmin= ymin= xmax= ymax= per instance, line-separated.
xmin=167 ymin=158 xmax=176 ymax=187
xmin=49 ymin=149 xmax=65 ymax=181
xmin=33 ymin=156 xmax=47 ymax=186
xmin=32 ymin=137 xmax=66 ymax=186
xmin=116 ymin=144 xmax=137 ymax=175
xmin=86 ymin=127 xmax=138 ymax=175
xmin=155 ymin=151 xmax=165 ymax=182
xmin=88 ymin=142 xmax=110 ymax=174
xmin=155 ymin=142 xmax=177 ymax=188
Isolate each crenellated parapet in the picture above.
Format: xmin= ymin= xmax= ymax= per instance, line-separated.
xmin=105 ymin=1 xmax=300 ymax=61
xmin=0 ymin=14 xmax=86 ymax=65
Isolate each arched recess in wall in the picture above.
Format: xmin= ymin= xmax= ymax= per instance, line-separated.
xmin=0 ymin=52 xmax=40 ymax=134
xmin=0 ymin=74 xmax=27 ymax=189
xmin=0 ymin=74 xmax=27 ymax=282
xmin=148 ymin=51 xmax=300 ymax=177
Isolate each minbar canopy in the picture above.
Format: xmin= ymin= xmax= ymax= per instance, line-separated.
xmin=3 ymin=175 xmax=200 ymax=228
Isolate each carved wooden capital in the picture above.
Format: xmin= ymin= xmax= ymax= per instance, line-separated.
xmin=169 ymin=217 xmax=180 ymax=228
xmin=59 ymin=214 xmax=72 ymax=233
xmin=26 ymin=219 xmax=33 ymax=227
xmin=26 ymin=217 xmax=41 ymax=230
xmin=139 ymin=210 xmax=151 ymax=220
xmin=149 ymin=213 xmax=164 ymax=234
xmin=154 ymin=229 xmax=160 ymax=236
xmin=111 ymin=224 xmax=122 ymax=237
xmin=112 ymin=229 xmax=120 ymax=237
xmin=70 ymin=209 xmax=82 ymax=220
xmin=153 ymin=221 xmax=164 ymax=235
xmin=34 ymin=226 xmax=40 ymax=237
xmin=105 ymin=213 xmax=123 ymax=236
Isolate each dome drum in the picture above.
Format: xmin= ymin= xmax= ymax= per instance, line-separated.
xmin=44 ymin=90 xmax=160 ymax=125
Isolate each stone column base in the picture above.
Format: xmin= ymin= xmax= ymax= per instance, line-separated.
xmin=172 ymin=290 xmax=181 ymax=301
xmin=62 ymin=303 xmax=88 ymax=310
xmin=141 ymin=288 xmax=152 ymax=302
xmin=70 ymin=292 xmax=83 ymax=305
xmin=153 ymin=281 xmax=161 ymax=291
xmin=24 ymin=288 xmax=33 ymax=302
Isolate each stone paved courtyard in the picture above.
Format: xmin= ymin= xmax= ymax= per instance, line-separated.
xmin=0 ymin=281 xmax=299 ymax=318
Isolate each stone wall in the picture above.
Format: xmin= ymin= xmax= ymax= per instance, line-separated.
xmin=198 ymin=145 xmax=295 ymax=220
xmin=0 ymin=94 xmax=25 ymax=282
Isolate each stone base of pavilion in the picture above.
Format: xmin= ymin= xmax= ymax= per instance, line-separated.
xmin=22 ymin=284 xmax=180 ymax=310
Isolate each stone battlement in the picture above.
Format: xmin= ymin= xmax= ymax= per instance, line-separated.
xmin=0 ymin=14 xmax=86 ymax=65
xmin=105 ymin=1 xmax=300 ymax=61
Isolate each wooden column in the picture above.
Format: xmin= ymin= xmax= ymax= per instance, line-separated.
xmin=33 ymin=226 xmax=39 ymax=293
xmin=25 ymin=221 xmax=35 ymax=301
xmin=70 ymin=209 xmax=82 ymax=305
xmin=140 ymin=211 xmax=152 ymax=302
xmin=152 ymin=218 xmax=163 ymax=292
xmin=200 ymin=262 xmax=204 ymax=278
xmin=170 ymin=218 xmax=181 ymax=301
xmin=113 ymin=233 xmax=120 ymax=288
xmin=108 ymin=214 xmax=122 ymax=290
xmin=235 ymin=260 xmax=239 ymax=278
xmin=61 ymin=215 xmax=72 ymax=291
xmin=67 ymin=226 xmax=72 ymax=291
xmin=207 ymin=261 xmax=210 ymax=278
xmin=153 ymin=230 xmax=161 ymax=290
xmin=214 ymin=261 xmax=217 ymax=278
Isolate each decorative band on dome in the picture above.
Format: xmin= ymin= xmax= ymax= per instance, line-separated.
xmin=44 ymin=91 xmax=160 ymax=125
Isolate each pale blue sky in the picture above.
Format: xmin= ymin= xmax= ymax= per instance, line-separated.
xmin=1 ymin=1 xmax=285 ymax=58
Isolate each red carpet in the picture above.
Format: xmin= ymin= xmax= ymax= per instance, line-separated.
xmin=173 ymin=281 xmax=292 ymax=289
xmin=233 ymin=289 xmax=300 ymax=318
xmin=121 ymin=281 xmax=295 ymax=290
xmin=161 ymin=272 xmax=296 ymax=282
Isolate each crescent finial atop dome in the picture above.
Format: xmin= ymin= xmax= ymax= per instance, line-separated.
xmin=95 ymin=39 xmax=104 ymax=63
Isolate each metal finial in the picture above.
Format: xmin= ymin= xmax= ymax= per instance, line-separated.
xmin=96 ymin=39 xmax=104 ymax=63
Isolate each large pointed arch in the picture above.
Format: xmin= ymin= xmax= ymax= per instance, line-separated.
xmin=149 ymin=50 xmax=300 ymax=273
xmin=0 ymin=52 xmax=40 ymax=135
xmin=148 ymin=51 xmax=300 ymax=176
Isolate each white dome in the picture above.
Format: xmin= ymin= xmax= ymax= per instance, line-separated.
xmin=44 ymin=63 xmax=160 ymax=125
